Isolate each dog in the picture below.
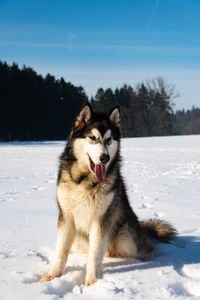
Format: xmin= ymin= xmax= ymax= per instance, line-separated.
xmin=40 ymin=103 xmax=176 ymax=286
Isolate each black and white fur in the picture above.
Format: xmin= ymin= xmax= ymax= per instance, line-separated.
xmin=40 ymin=103 xmax=176 ymax=285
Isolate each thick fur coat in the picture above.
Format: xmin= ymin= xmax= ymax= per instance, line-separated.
xmin=40 ymin=103 xmax=176 ymax=285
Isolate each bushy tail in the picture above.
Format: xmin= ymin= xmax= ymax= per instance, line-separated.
xmin=140 ymin=219 xmax=177 ymax=243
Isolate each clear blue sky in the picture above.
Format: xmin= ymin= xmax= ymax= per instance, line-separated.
xmin=0 ymin=0 xmax=200 ymax=109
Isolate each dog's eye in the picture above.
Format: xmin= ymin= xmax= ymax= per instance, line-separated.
xmin=89 ymin=135 xmax=96 ymax=141
xmin=106 ymin=137 xmax=112 ymax=145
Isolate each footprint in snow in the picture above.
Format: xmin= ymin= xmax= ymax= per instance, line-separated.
xmin=22 ymin=272 xmax=41 ymax=284
xmin=30 ymin=186 xmax=45 ymax=191
xmin=167 ymin=282 xmax=192 ymax=297
xmin=25 ymin=249 xmax=50 ymax=264
xmin=0 ymin=251 xmax=15 ymax=259
xmin=5 ymin=191 xmax=19 ymax=195
xmin=154 ymin=197 xmax=160 ymax=202
xmin=138 ymin=203 xmax=152 ymax=209
xmin=154 ymin=212 xmax=164 ymax=218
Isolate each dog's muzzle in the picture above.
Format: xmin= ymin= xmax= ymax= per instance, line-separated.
xmin=88 ymin=155 xmax=108 ymax=182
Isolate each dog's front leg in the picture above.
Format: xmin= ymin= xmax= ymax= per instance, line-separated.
xmin=85 ymin=221 xmax=108 ymax=286
xmin=40 ymin=215 xmax=76 ymax=281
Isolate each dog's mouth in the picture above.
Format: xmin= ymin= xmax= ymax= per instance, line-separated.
xmin=88 ymin=155 xmax=107 ymax=182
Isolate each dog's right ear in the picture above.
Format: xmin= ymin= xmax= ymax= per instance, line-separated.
xmin=75 ymin=103 xmax=93 ymax=128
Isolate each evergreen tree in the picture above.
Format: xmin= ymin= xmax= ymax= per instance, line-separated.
xmin=92 ymin=78 xmax=176 ymax=137
xmin=0 ymin=61 xmax=87 ymax=141
xmin=172 ymin=106 xmax=200 ymax=135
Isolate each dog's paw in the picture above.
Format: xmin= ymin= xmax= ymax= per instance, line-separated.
xmin=85 ymin=266 xmax=102 ymax=286
xmin=39 ymin=272 xmax=61 ymax=282
xmin=85 ymin=275 xmax=97 ymax=286
xmin=85 ymin=270 xmax=102 ymax=286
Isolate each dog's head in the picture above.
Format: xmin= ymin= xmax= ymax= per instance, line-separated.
xmin=70 ymin=103 xmax=120 ymax=182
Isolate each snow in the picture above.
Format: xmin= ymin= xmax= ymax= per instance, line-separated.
xmin=0 ymin=135 xmax=200 ymax=300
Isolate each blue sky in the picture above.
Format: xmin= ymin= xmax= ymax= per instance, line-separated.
xmin=0 ymin=0 xmax=200 ymax=109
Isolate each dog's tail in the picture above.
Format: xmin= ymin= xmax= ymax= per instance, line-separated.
xmin=140 ymin=219 xmax=177 ymax=243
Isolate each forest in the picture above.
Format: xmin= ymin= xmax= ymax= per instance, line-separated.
xmin=0 ymin=61 xmax=199 ymax=141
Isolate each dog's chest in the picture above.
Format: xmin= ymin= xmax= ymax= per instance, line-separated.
xmin=57 ymin=183 xmax=113 ymax=234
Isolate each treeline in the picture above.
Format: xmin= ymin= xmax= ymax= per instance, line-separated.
xmin=0 ymin=61 xmax=87 ymax=140
xmin=91 ymin=78 xmax=175 ymax=137
xmin=0 ymin=61 xmax=200 ymax=140
xmin=172 ymin=107 xmax=200 ymax=135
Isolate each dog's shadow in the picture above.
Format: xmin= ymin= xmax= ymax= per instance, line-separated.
xmin=60 ymin=235 xmax=200 ymax=285
xmin=103 ymin=235 xmax=200 ymax=276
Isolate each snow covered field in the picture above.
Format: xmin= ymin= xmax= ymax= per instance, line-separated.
xmin=0 ymin=135 xmax=200 ymax=300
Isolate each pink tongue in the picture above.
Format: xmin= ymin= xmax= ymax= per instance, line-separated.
xmin=94 ymin=164 xmax=106 ymax=181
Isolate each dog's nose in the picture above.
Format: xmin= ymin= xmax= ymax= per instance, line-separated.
xmin=100 ymin=153 xmax=110 ymax=164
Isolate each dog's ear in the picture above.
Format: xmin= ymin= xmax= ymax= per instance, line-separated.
xmin=75 ymin=103 xmax=93 ymax=128
xmin=109 ymin=106 xmax=120 ymax=128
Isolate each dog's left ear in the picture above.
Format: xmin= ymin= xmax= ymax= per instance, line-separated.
xmin=109 ymin=106 xmax=120 ymax=128
xmin=75 ymin=103 xmax=93 ymax=128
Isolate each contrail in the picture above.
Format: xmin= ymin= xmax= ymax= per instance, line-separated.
xmin=146 ymin=0 xmax=160 ymax=31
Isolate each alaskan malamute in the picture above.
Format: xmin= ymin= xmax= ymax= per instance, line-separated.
xmin=40 ymin=103 xmax=176 ymax=285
